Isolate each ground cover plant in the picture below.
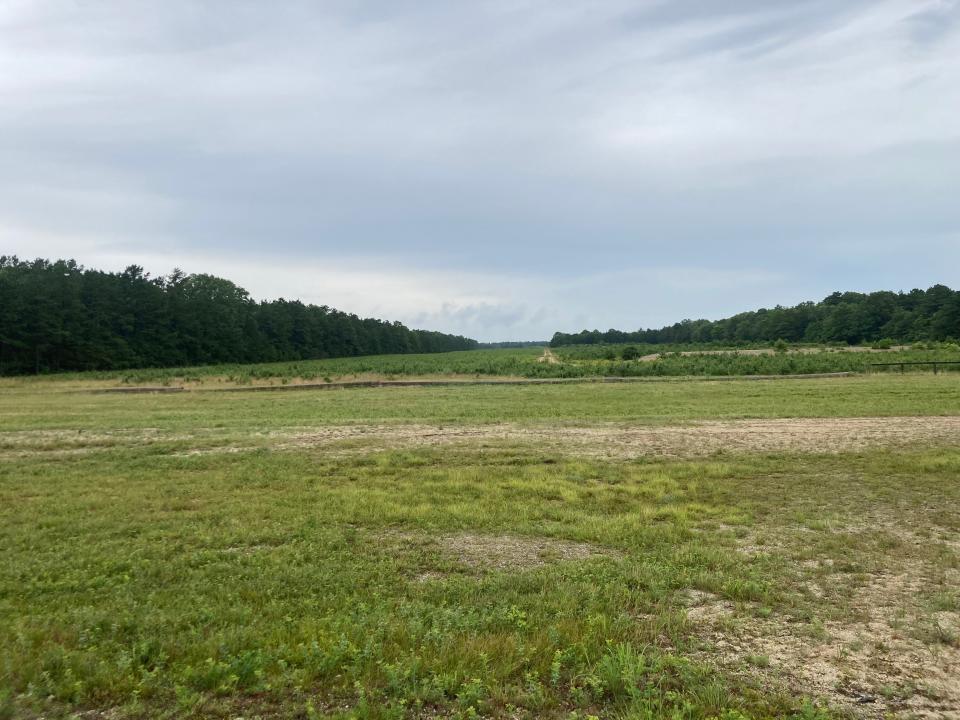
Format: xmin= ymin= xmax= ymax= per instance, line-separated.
xmin=1 ymin=374 xmax=959 ymax=719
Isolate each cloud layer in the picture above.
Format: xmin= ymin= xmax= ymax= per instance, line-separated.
xmin=2 ymin=0 xmax=958 ymax=340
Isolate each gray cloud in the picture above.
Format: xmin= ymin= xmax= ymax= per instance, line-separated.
xmin=1 ymin=0 xmax=958 ymax=340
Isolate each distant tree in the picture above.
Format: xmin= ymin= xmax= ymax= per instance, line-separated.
xmin=549 ymin=285 xmax=960 ymax=349
xmin=0 ymin=258 xmax=478 ymax=375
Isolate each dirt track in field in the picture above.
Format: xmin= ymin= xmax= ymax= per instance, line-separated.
xmin=273 ymin=416 xmax=960 ymax=458
xmin=4 ymin=416 xmax=959 ymax=459
xmin=536 ymin=348 xmax=560 ymax=364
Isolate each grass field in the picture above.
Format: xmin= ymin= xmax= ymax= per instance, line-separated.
xmin=5 ymin=343 xmax=958 ymax=389
xmin=2 ymin=374 xmax=959 ymax=719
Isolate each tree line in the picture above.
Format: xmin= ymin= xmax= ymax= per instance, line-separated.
xmin=0 ymin=257 xmax=477 ymax=375
xmin=478 ymin=341 xmax=548 ymax=349
xmin=550 ymin=286 xmax=960 ymax=347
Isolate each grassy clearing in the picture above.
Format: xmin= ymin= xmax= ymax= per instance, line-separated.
xmin=1 ymin=375 xmax=959 ymax=719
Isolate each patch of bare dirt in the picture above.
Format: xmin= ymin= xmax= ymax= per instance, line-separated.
xmin=537 ymin=348 xmax=561 ymax=364
xmin=274 ymin=416 xmax=960 ymax=459
xmin=831 ymin=513 xmax=960 ymax=554
xmin=693 ymin=520 xmax=960 ymax=718
xmin=7 ymin=415 xmax=959 ymax=460
xmin=679 ymin=589 xmax=735 ymax=622
xmin=385 ymin=531 xmax=613 ymax=578
xmin=691 ymin=586 xmax=960 ymax=717
xmin=437 ymin=532 xmax=608 ymax=571
xmin=0 ymin=428 xmax=199 ymax=458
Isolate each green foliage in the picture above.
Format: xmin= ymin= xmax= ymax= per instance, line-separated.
xmin=0 ymin=688 xmax=13 ymax=720
xmin=548 ymin=344 xmax=960 ymax=378
xmin=17 ymin=342 xmax=960 ymax=387
xmin=0 ymin=256 xmax=477 ymax=375
xmin=551 ymin=285 xmax=960 ymax=347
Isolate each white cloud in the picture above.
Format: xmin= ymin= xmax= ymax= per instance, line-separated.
xmin=1 ymin=0 xmax=958 ymax=340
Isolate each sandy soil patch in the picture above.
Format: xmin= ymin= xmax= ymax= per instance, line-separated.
xmin=0 ymin=428 xmax=199 ymax=457
xmin=383 ymin=531 xmax=613 ymax=578
xmin=692 ymin=516 xmax=960 ymax=718
xmin=437 ymin=532 xmax=608 ymax=571
xmin=691 ymin=577 xmax=960 ymax=718
xmin=679 ymin=590 xmax=736 ymax=622
xmin=5 ymin=416 xmax=959 ymax=460
xmin=537 ymin=348 xmax=560 ymax=364
xmin=274 ymin=416 xmax=960 ymax=459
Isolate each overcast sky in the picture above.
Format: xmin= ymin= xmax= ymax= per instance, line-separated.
xmin=1 ymin=1 xmax=958 ymax=341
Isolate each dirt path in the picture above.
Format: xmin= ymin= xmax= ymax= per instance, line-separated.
xmin=6 ymin=416 xmax=958 ymax=460
xmin=8 ymin=417 xmax=943 ymax=459
xmin=537 ymin=347 xmax=560 ymax=364
xmin=91 ymin=371 xmax=855 ymax=393
xmin=272 ymin=416 xmax=960 ymax=458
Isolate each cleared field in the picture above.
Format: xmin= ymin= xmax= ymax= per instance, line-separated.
xmin=1 ymin=374 xmax=959 ymax=719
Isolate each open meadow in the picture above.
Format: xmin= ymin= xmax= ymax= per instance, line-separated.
xmin=2 ymin=370 xmax=960 ymax=719
xmin=5 ymin=2 xmax=960 ymax=718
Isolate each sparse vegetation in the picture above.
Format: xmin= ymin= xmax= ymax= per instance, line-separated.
xmin=1 ymin=373 xmax=959 ymax=718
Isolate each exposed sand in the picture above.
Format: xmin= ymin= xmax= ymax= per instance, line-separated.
xmin=273 ymin=416 xmax=960 ymax=458
xmin=4 ymin=416 xmax=959 ymax=460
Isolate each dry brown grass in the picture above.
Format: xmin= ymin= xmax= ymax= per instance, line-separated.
xmin=265 ymin=416 xmax=960 ymax=458
xmin=380 ymin=530 xmax=615 ymax=580
xmin=5 ymin=415 xmax=960 ymax=461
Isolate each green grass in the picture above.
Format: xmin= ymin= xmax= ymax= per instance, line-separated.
xmin=2 ymin=375 xmax=958 ymax=435
xmin=1 ymin=374 xmax=959 ymax=719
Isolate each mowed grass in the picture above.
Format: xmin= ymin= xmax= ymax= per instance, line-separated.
xmin=1 ymin=375 xmax=959 ymax=719
xmin=2 ymin=375 xmax=959 ymax=434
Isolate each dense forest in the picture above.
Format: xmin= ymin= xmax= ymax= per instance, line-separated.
xmin=0 ymin=257 xmax=477 ymax=375
xmin=551 ymin=285 xmax=960 ymax=347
